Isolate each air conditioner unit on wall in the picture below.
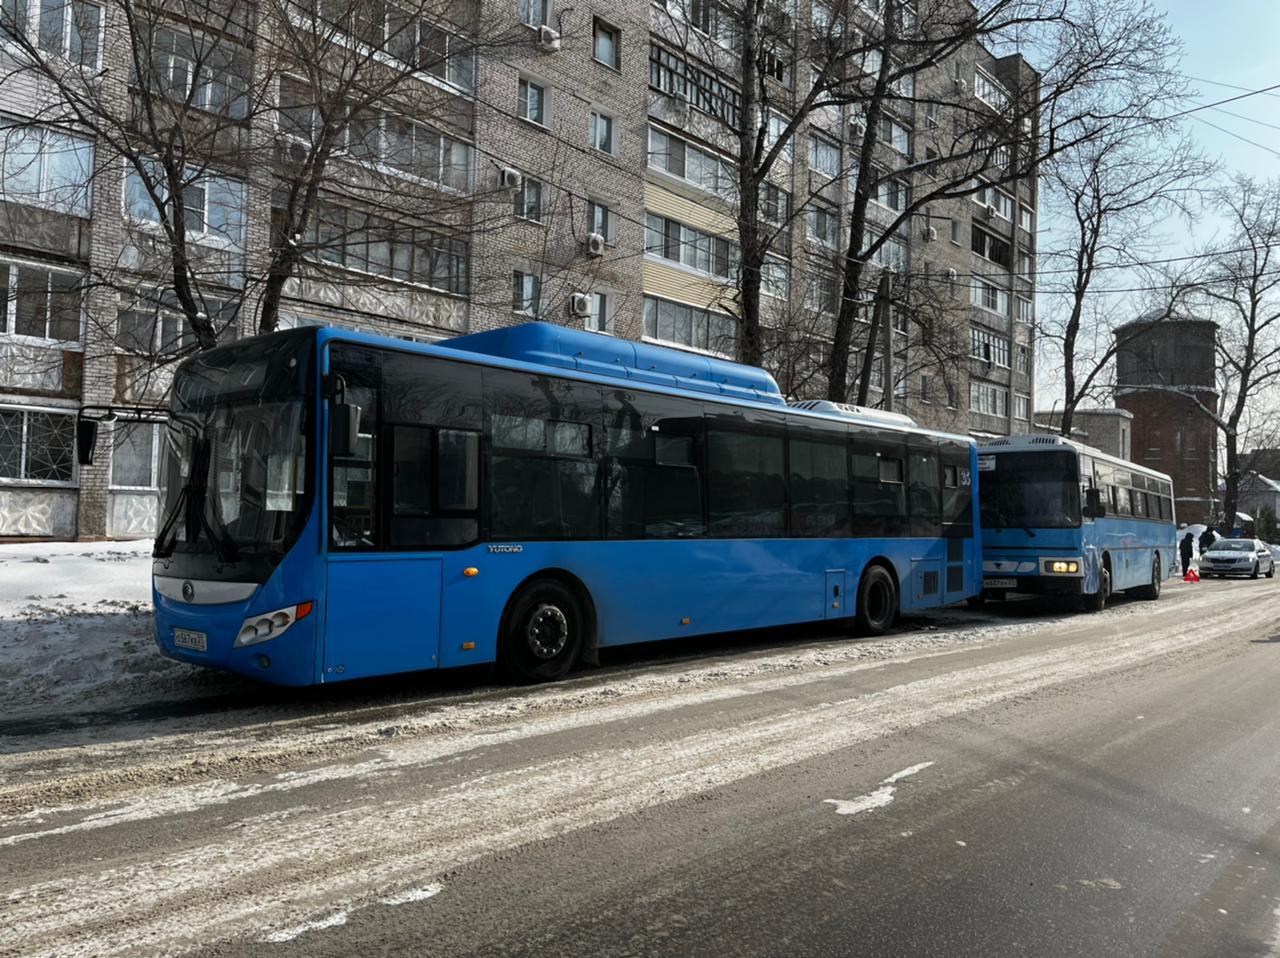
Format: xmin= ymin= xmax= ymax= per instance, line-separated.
xmin=499 ymin=167 xmax=523 ymax=190
xmin=946 ymin=268 xmax=958 ymax=281
xmin=986 ymin=204 xmax=998 ymax=219
xmin=923 ymin=226 xmax=937 ymax=242
xmin=954 ymin=77 xmax=968 ymax=94
xmin=585 ymin=232 xmax=606 ymax=257
xmin=537 ymin=25 xmax=561 ymax=51
xmin=568 ymin=292 xmax=593 ymax=317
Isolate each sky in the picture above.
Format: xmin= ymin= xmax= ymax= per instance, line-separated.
xmin=1033 ymin=2 xmax=1280 ymax=411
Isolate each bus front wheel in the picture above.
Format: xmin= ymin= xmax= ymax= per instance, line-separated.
xmin=1082 ymin=566 xmax=1111 ymax=613
xmin=855 ymin=566 xmax=898 ymax=636
xmin=500 ymin=579 xmax=584 ymax=683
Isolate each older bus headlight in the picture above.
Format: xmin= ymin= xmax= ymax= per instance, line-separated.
xmin=235 ymin=601 xmax=314 ymax=647
xmin=1044 ymin=560 xmax=1080 ymax=575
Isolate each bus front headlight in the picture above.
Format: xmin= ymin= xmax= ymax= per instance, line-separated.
xmin=235 ymin=601 xmax=314 ymax=647
xmin=1045 ymin=560 xmax=1080 ymax=575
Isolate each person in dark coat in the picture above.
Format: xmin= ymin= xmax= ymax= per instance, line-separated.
xmin=1199 ymin=527 xmax=1217 ymax=557
xmin=1180 ymin=532 xmax=1195 ymax=577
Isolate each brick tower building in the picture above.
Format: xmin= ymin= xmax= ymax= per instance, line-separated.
xmin=1113 ymin=313 xmax=1219 ymax=524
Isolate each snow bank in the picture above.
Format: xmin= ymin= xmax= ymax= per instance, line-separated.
xmin=0 ymin=540 xmax=225 ymax=718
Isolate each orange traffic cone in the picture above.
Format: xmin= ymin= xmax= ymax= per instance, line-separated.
xmin=1184 ymin=568 xmax=1200 ymax=583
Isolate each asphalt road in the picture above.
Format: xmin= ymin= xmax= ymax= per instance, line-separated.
xmin=4 ymin=577 xmax=1280 ymax=958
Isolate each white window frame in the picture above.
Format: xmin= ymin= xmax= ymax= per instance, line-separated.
xmin=585 ymin=288 xmax=615 ymax=333
xmin=0 ymin=118 xmax=94 ymax=216
xmin=972 ymin=181 xmax=1013 ymax=220
xmin=518 ymin=75 xmax=549 ymax=127
xmin=108 ymin=421 xmax=162 ymax=491
xmin=589 ymin=109 xmax=616 ymax=155
xmin=1014 ymin=393 xmax=1030 ymax=422
xmin=974 ymin=69 xmax=1010 ymax=111
xmin=513 ymin=269 xmax=541 ymax=317
xmin=808 ymin=131 xmax=840 ymax=179
xmin=122 ymin=160 xmax=246 ymax=250
xmin=520 ymin=0 xmax=549 ymax=28
xmin=587 ymin=198 xmax=616 ymax=244
xmin=514 ymin=174 xmax=544 ymax=223
xmin=0 ymin=255 xmax=85 ymax=347
xmin=592 ymin=17 xmax=619 ymax=70
xmin=0 ymin=402 xmax=79 ymax=488
xmin=807 ymin=201 xmax=840 ymax=249
xmin=4 ymin=0 xmax=103 ymax=69
xmin=971 ymin=276 xmax=1010 ymax=316
xmin=1017 ymin=296 xmax=1033 ymax=325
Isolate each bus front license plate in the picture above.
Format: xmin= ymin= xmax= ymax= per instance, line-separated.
xmin=983 ymin=578 xmax=1017 ymax=589
xmin=174 ymin=629 xmax=207 ymax=652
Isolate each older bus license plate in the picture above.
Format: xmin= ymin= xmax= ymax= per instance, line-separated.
xmin=174 ymin=629 xmax=208 ymax=652
xmin=983 ymin=577 xmax=1017 ymax=589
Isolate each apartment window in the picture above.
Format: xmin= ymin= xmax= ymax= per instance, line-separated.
xmin=117 ymin=307 xmax=195 ymax=355
xmin=386 ymin=17 xmax=476 ymax=93
xmin=972 ymin=181 xmax=1014 ymax=220
xmin=0 ymin=119 xmax=93 ymax=216
xmin=109 ymin=422 xmax=160 ymax=489
xmin=520 ymin=0 xmax=549 ymax=27
xmin=3 ymin=0 xmax=102 ymax=67
xmin=950 ymin=219 xmax=962 ymax=245
xmin=1017 ymin=296 xmax=1033 ymax=325
xmin=149 ymin=26 xmax=251 ymax=118
xmin=0 ymin=406 xmax=76 ymax=485
xmin=645 ymin=212 xmax=740 ymax=280
xmin=765 ymin=112 xmax=792 ymax=162
xmin=302 ymin=202 xmax=469 ymax=294
xmin=590 ymin=110 xmax=616 ymax=154
xmin=518 ymin=77 xmax=547 ymax=126
xmin=587 ymin=199 xmax=616 ymax=243
xmin=514 ymin=175 xmax=544 ymax=222
xmin=974 ymin=69 xmax=1010 ymax=111
xmin=808 ymin=132 xmax=840 ymax=178
xmin=971 ymin=225 xmax=1011 ymax=268
xmin=1015 ymin=344 xmax=1029 ymax=373
xmin=648 ymin=43 xmax=742 ymax=129
xmin=874 ymin=173 xmax=910 ymax=212
xmin=808 ymin=200 xmax=840 ymax=249
xmin=124 ymin=161 xmax=246 ymax=249
xmin=1014 ymin=393 xmax=1030 ymax=422
xmin=759 ymin=45 xmax=792 ymax=88
xmin=1019 ymin=205 xmax=1034 ymax=233
xmin=970 ymin=327 xmax=1009 ymax=367
xmin=586 ymin=291 xmax=613 ymax=333
xmin=512 ymin=270 xmax=541 ymax=316
xmin=762 ymin=256 xmax=789 ymax=299
xmin=867 ymin=231 xmax=907 ymax=272
xmin=643 ymin=294 xmax=736 ymax=356
xmin=971 ymin=277 xmax=1009 ymax=315
xmin=382 ymin=118 xmax=472 ymax=192
xmin=878 ymin=114 xmax=910 ymax=153
xmin=593 ymin=18 xmax=619 ymax=69
xmin=969 ymin=381 xmax=1008 ymax=417
xmin=647 ymin=125 xmax=734 ymax=198
xmin=807 ymin=271 xmax=839 ymax=316
xmin=0 ymin=259 xmax=83 ymax=343
xmin=1017 ymin=252 xmax=1034 ymax=280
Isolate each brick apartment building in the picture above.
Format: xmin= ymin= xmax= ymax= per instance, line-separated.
xmin=0 ymin=0 xmax=1039 ymax=539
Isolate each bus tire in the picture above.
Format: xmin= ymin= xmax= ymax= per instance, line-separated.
xmin=499 ymin=579 xmax=584 ymax=683
xmin=855 ymin=565 xmax=898 ymax=636
xmin=1082 ymin=565 xmax=1110 ymax=613
xmin=1131 ymin=555 xmax=1162 ymax=601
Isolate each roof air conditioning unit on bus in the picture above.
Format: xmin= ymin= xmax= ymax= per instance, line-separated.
xmin=568 ymin=292 xmax=593 ymax=317
xmin=537 ymin=25 xmax=561 ymax=51
xmin=923 ymin=226 xmax=937 ymax=242
xmin=499 ymin=166 xmax=523 ymax=190
xmin=585 ymin=232 xmax=606 ymax=257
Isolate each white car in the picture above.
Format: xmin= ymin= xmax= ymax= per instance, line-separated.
xmin=1200 ymin=538 xmax=1276 ymax=579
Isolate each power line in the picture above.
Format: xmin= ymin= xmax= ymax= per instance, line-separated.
xmin=1189 ymin=114 xmax=1280 ymax=159
xmin=1184 ymin=74 xmax=1280 ymax=101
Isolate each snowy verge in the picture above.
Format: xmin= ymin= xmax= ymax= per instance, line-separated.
xmin=0 ymin=540 xmax=230 ymax=718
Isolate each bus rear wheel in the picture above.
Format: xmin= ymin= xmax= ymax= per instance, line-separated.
xmin=855 ymin=566 xmax=898 ymax=636
xmin=500 ymin=579 xmax=584 ymax=683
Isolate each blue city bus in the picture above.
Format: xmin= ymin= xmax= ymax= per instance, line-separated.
xmin=976 ymin=435 xmax=1177 ymax=611
xmin=149 ymin=322 xmax=981 ymax=685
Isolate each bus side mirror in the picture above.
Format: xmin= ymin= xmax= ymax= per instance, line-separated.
xmin=76 ymin=418 xmax=99 ymax=466
xmin=1085 ymin=487 xmax=1106 ymax=518
xmin=331 ymin=403 xmax=362 ymax=459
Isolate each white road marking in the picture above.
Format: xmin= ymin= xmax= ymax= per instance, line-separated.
xmin=378 ymin=884 xmax=444 ymax=906
xmin=824 ymin=761 xmax=935 ymax=816
xmin=261 ymin=911 xmax=349 ymax=943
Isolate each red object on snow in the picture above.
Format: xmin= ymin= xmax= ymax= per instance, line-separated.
xmin=1184 ymin=569 xmax=1200 ymax=582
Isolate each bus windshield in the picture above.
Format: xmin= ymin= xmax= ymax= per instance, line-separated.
xmin=154 ymin=330 xmax=314 ymax=578
xmin=979 ymin=450 xmax=1080 ymax=531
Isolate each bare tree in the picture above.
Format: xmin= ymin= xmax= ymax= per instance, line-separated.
xmin=1169 ymin=177 xmax=1280 ymax=533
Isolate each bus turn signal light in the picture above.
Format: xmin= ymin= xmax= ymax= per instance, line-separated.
xmin=463 ymin=567 xmax=479 ymax=577
xmin=296 ymin=601 xmax=314 ymax=620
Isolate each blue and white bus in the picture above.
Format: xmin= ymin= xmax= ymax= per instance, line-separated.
xmin=149 ymin=322 xmax=981 ymax=685
xmin=976 ymin=435 xmax=1177 ymax=611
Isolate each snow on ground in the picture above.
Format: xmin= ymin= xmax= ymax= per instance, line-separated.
xmin=0 ymin=539 xmax=225 ymax=718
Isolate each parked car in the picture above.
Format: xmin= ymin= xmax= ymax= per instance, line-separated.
xmin=1199 ymin=538 xmax=1276 ymax=579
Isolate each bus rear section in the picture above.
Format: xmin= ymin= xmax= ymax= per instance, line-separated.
xmin=977 ymin=436 xmax=1176 ymax=611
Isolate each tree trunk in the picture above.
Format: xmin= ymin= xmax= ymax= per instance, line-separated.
xmin=734 ymin=0 xmax=762 ymax=366
xmin=1222 ymin=435 xmax=1239 ymax=534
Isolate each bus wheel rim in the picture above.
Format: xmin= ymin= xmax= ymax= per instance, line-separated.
xmin=527 ymin=604 xmax=569 ymax=659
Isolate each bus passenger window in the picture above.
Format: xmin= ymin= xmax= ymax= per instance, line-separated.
xmin=707 ymin=429 xmax=786 ymax=538
xmin=908 ymin=450 xmax=941 ymax=535
xmin=852 ymin=451 xmax=907 ymax=536
xmin=438 ymin=430 xmax=479 ymax=511
xmin=789 ymin=437 xmax=850 ymax=537
xmin=392 ymin=426 xmax=433 ymax=514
